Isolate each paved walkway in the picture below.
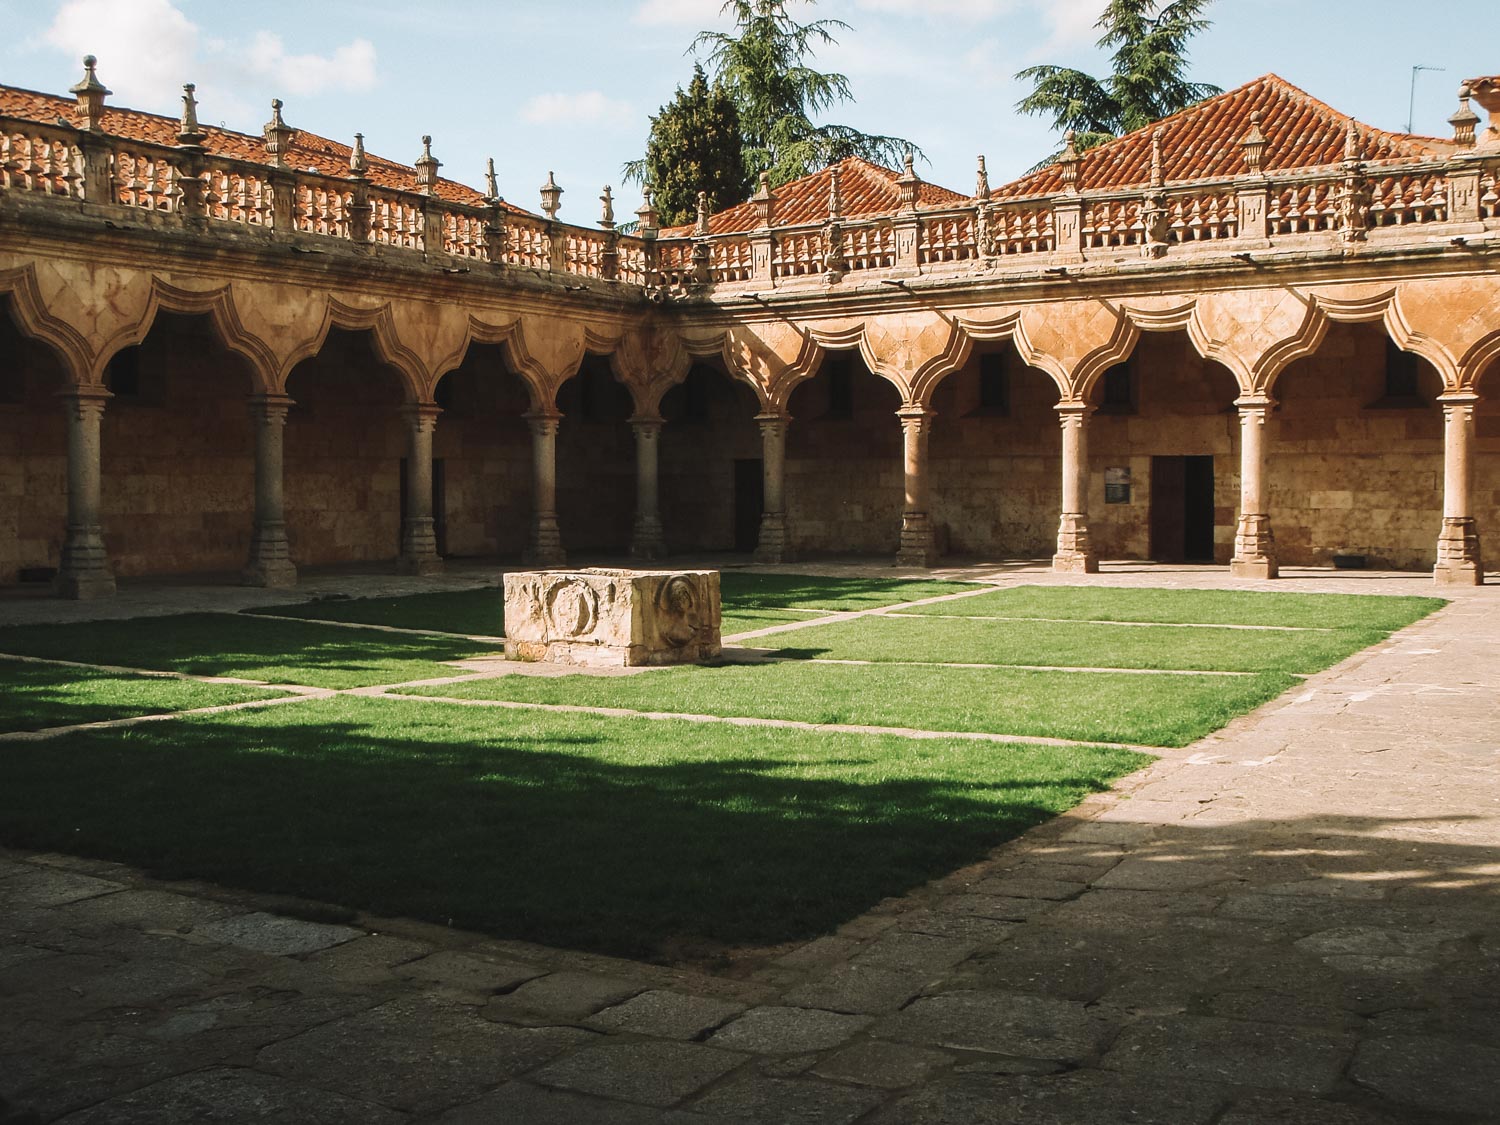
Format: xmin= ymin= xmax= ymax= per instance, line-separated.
xmin=2 ymin=564 xmax=1497 ymax=1123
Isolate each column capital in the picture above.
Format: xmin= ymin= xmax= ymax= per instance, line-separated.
xmin=524 ymin=410 xmax=562 ymax=437
xmin=1055 ymin=400 xmax=1095 ymax=420
xmin=755 ymin=411 xmax=790 ymax=437
xmin=896 ymin=405 xmax=936 ymax=424
xmin=1437 ymin=390 xmax=1482 ymax=407
xmin=248 ymin=392 xmax=296 ymax=424
xmin=401 ymin=402 xmax=443 ymax=431
xmin=56 ymin=383 xmax=113 ymax=418
xmin=1234 ymin=394 xmax=1277 ymax=411
xmin=630 ymin=414 xmax=665 ymax=434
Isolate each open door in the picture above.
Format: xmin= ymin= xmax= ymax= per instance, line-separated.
xmin=734 ymin=459 xmax=763 ymax=553
xmin=1151 ymin=455 xmax=1215 ymax=562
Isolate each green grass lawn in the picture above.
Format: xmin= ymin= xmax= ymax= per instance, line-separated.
xmin=900 ymin=586 xmax=1445 ymax=631
xmin=0 ymin=695 xmax=1145 ymax=956
xmin=0 ymin=614 xmax=501 ymax=689
xmin=753 ymin=615 xmax=1409 ymax=674
xmin=0 ymin=660 xmax=291 ymax=734
xmin=240 ymin=573 xmax=980 ymax=638
xmin=394 ymin=661 xmax=1294 ymax=748
xmin=246 ymin=589 xmax=505 ymax=636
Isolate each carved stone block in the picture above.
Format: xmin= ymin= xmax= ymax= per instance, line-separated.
xmin=503 ymin=568 xmax=721 ymax=667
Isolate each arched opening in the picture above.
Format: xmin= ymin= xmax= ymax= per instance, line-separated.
xmin=658 ymin=361 xmax=762 ymax=554
xmin=1468 ymin=355 xmax=1497 ymax=570
xmin=0 ymin=297 xmax=69 ymax=588
xmin=1087 ymin=331 xmax=1240 ymax=564
xmin=928 ymin=339 xmax=1061 ymax=559
xmin=284 ymin=328 xmax=408 ymax=568
xmin=556 ymin=354 xmax=635 ymax=556
xmin=785 ymin=348 xmax=903 ymax=556
xmin=97 ymin=311 xmax=256 ymax=578
xmin=1268 ymin=322 xmax=1444 ymax=570
xmin=432 ymin=343 xmax=533 ymax=561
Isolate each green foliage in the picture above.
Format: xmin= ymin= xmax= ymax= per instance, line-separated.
xmin=627 ymin=1 xmax=924 ymax=202
xmin=1017 ymin=0 xmax=1222 ymax=156
xmin=626 ymin=63 xmax=751 ymax=229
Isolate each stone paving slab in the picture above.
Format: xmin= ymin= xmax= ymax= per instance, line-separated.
xmin=1 ymin=565 xmax=1497 ymax=1123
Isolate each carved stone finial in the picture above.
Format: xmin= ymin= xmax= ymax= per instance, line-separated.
xmin=1240 ymin=110 xmax=1268 ymax=174
xmin=484 ymin=157 xmax=500 ymax=203
xmin=415 ymin=135 xmax=441 ymax=194
xmin=70 ymin=55 xmax=111 ymax=132
xmin=751 ymin=171 xmax=776 ymax=228
xmin=975 ymin=155 xmax=990 ymax=200
xmin=1342 ymin=118 xmax=1364 ymax=164
xmin=636 ymin=182 xmax=659 ymax=234
xmin=1450 ymin=84 xmax=1481 ymax=147
xmin=1149 ymin=127 xmax=1165 ymax=188
xmin=828 ymin=164 xmax=844 ymax=219
xmin=1059 ymin=130 xmax=1081 ymax=190
xmin=540 ymin=171 xmax=563 ymax=220
xmin=895 ymin=151 xmax=920 ymax=210
xmin=599 ymin=185 xmax=615 ymax=229
xmin=263 ymin=99 xmax=294 ymax=166
xmin=175 ymin=83 xmax=206 ymax=148
xmin=349 ymin=133 xmax=368 ymax=178
xmin=695 ymin=190 xmax=711 ymax=235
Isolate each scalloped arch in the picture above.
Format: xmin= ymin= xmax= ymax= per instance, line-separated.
xmin=955 ymin=310 xmax=1071 ymax=397
xmin=277 ymin=298 xmax=429 ymax=401
xmin=0 ymin=264 xmax=96 ymax=384
xmin=609 ymin=320 xmax=692 ymax=419
xmin=1460 ymin=330 xmax=1500 ymax=391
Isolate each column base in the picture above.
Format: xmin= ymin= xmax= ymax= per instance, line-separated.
xmin=753 ymin=513 xmax=789 ymax=565
xmin=55 ymin=526 xmax=115 ymax=599
xmin=1434 ymin=517 xmax=1483 ymax=586
xmin=399 ymin=519 xmax=444 ymax=576
xmin=1229 ymin=557 xmax=1279 ymax=580
xmin=895 ymin=514 xmax=938 ymax=568
xmin=524 ymin=515 xmax=566 ymax=567
xmin=1053 ymin=514 xmax=1097 ymax=574
xmin=243 ymin=523 xmax=298 ymax=588
xmin=630 ymin=517 xmax=666 ymax=562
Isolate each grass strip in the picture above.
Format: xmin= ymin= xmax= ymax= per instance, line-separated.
xmin=0 ymin=660 xmax=290 ymax=734
xmin=753 ymin=615 xmax=1394 ymax=675
xmin=245 ymin=588 xmax=505 ymax=637
xmin=718 ymin=572 xmax=979 ymax=611
xmin=394 ymin=661 xmax=1295 ymax=748
xmin=0 ymin=614 xmax=502 ymax=690
xmin=898 ymin=586 xmax=1445 ymax=631
xmin=0 ymin=695 xmax=1146 ymax=957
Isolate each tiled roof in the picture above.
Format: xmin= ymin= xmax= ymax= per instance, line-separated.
xmin=993 ymin=74 xmax=1458 ymax=200
xmin=0 ymin=83 xmax=527 ymax=212
xmin=663 ymin=156 xmax=970 ymax=235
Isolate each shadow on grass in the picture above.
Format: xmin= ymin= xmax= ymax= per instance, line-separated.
xmin=0 ymin=699 xmax=1142 ymax=959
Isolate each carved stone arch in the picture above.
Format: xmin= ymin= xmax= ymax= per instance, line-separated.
xmin=687 ymin=321 xmax=824 ymax=413
xmin=609 ymin=317 xmax=692 ymax=419
xmin=278 ymin=298 xmax=429 ymax=401
xmin=428 ymin=313 xmax=524 ymax=398
xmin=503 ymin=316 xmax=619 ymax=412
xmin=815 ymin=312 xmax=972 ymax=408
xmin=956 ymin=309 xmax=1072 ymax=398
xmin=1066 ymin=314 xmax=1141 ymax=403
xmin=0 ymin=264 xmax=96 ymax=384
xmin=91 ymin=278 xmax=281 ymax=393
xmin=1459 ymin=330 xmax=1500 ymax=392
xmin=1377 ymin=293 xmax=1462 ymax=390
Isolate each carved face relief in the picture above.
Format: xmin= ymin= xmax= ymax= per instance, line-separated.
xmin=655 ymin=575 xmax=699 ymax=646
xmin=546 ymin=578 xmax=599 ymax=638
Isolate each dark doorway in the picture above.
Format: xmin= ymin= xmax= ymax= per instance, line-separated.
xmin=399 ymin=457 xmax=448 ymax=557
xmin=734 ymin=459 xmax=763 ymax=553
xmin=1150 ymin=455 xmax=1215 ymax=562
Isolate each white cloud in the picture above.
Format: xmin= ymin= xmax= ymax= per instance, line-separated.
xmin=43 ymin=0 xmax=198 ymax=106
xmin=854 ymin=0 xmax=1015 ymax=18
xmin=1033 ymin=0 xmax=1106 ymax=52
xmin=519 ymin=91 xmax=633 ymax=128
xmin=243 ymin=32 xmax=377 ymax=96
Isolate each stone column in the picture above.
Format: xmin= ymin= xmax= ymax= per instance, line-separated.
xmin=55 ymin=384 xmax=116 ymax=599
xmin=895 ymin=406 xmax=938 ymax=567
xmin=242 ymin=393 xmax=297 ymax=588
xmin=1052 ymin=401 xmax=1099 ymax=573
xmin=524 ymin=411 xmax=566 ymax=566
xmin=398 ymin=403 xmax=444 ymax=575
xmin=1434 ymin=391 xmax=1484 ymax=585
xmin=1230 ymin=395 xmax=1278 ymax=579
xmin=754 ymin=412 xmax=790 ymax=564
xmin=629 ymin=416 xmax=666 ymax=560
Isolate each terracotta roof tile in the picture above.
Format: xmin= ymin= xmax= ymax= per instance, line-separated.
xmin=993 ymin=74 xmax=1457 ymax=200
xmin=0 ymin=83 xmax=527 ymax=212
xmin=662 ymin=156 xmax=970 ymax=235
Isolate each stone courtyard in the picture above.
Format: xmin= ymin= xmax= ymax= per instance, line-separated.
xmin=2 ymin=562 xmax=1496 ymax=1124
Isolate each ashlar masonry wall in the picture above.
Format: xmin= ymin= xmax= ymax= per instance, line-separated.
xmin=658 ymin=366 xmax=762 ymax=553
xmin=0 ymin=311 xmax=67 ymax=585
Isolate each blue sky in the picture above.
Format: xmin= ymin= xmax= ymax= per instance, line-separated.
xmin=0 ymin=0 xmax=1488 ymax=221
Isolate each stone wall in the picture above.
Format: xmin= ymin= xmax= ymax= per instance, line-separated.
xmin=284 ymin=330 xmax=405 ymax=568
xmin=0 ymin=316 xmax=67 ymax=585
xmin=658 ymin=367 xmax=762 ymax=553
xmin=785 ymin=356 xmax=904 ymax=556
xmin=556 ymin=361 xmax=635 ymax=554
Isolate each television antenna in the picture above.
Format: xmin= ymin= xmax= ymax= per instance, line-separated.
xmin=1408 ymin=65 xmax=1445 ymax=133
